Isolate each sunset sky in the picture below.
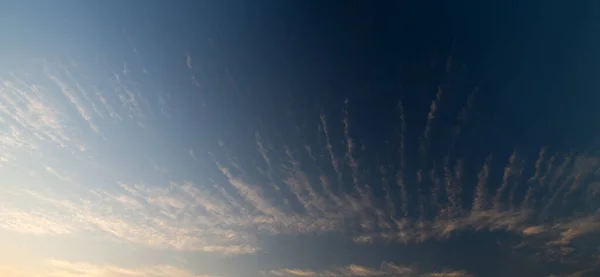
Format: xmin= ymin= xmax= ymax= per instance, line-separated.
xmin=1 ymin=1 xmax=600 ymax=277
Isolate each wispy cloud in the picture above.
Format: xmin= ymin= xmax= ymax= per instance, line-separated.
xmin=269 ymin=268 xmax=317 ymax=277
xmin=449 ymin=87 xmax=477 ymax=152
xmin=548 ymin=213 xmax=600 ymax=245
xmin=45 ymin=166 xmax=79 ymax=186
xmin=521 ymin=148 xmax=552 ymax=210
xmin=0 ymin=78 xmax=76 ymax=150
xmin=420 ymin=270 xmax=474 ymax=277
xmin=420 ymin=86 xmax=442 ymax=160
xmin=186 ymin=53 xmax=193 ymax=69
xmin=266 ymin=262 xmax=414 ymax=277
xmin=472 ymin=155 xmax=491 ymax=212
xmin=397 ymin=101 xmax=409 ymax=217
xmin=2 ymin=180 xmax=260 ymax=255
xmin=493 ymin=150 xmax=517 ymax=210
xmin=443 ymin=158 xmax=462 ymax=217
xmin=0 ymin=264 xmax=36 ymax=277
xmin=45 ymin=259 xmax=218 ymax=277
xmin=47 ymin=73 xmax=101 ymax=134
xmin=153 ymin=163 xmax=169 ymax=174
xmin=320 ymin=113 xmax=342 ymax=185
xmin=0 ymin=206 xmax=76 ymax=236
xmin=266 ymin=263 xmax=475 ymax=277
xmin=342 ymin=99 xmax=375 ymax=229
xmin=188 ymin=148 xmax=199 ymax=161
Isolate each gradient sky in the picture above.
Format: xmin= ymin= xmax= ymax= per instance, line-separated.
xmin=1 ymin=1 xmax=600 ymax=277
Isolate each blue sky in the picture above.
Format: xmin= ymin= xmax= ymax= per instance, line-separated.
xmin=1 ymin=1 xmax=600 ymax=277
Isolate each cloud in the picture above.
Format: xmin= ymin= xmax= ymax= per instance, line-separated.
xmin=547 ymin=269 xmax=596 ymax=277
xmin=153 ymin=163 xmax=169 ymax=174
xmin=5 ymin=140 xmax=598 ymax=261
xmin=44 ymin=259 xmax=219 ymax=277
xmin=188 ymin=148 xmax=199 ymax=161
xmin=342 ymin=100 xmax=374 ymax=223
xmin=0 ymin=264 xmax=36 ymax=277
xmin=2 ymin=64 xmax=599 ymax=271
xmin=419 ymin=271 xmax=473 ymax=277
xmin=319 ymin=113 xmax=342 ymax=183
xmin=47 ymin=73 xmax=100 ymax=134
xmin=522 ymin=226 xmax=546 ymax=236
xmin=549 ymin=213 xmax=600 ymax=245
xmin=267 ymin=262 xmax=414 ymax=277
xmin=0 ymin=60 xmax=159 ymax=168
xmin=0 ymin=78 xmax=75 ymax=150
xmin=419 ymin=86 xmax=442 ymax=159
xmin=397 ymin=101 xmax=409 ymax=217
xmin=186 ymin=53 xmax=193 ymax=69
xmin=45 ymin=166 xmax=79 ymax=186
xmin=0 ymin=206 xmax=76 ymax=236
xmin=269 ymin=269 xmax=317 ymax=277
xmin=2 ymin=181 xmax=260 ymax=255
xmin=472 ymin=155 xmax=491 ymax=212
xmin=0 ymin=124 xmax=38 ymax=165
xmin=267 ymin=263 xmax=476 ymax=277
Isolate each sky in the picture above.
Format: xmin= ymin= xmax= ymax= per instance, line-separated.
xmin=1 ymin=1 xmax=600 ymax=277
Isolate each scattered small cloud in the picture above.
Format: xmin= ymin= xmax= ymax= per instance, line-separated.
xmin=45 ymin=166 xmax=79 ymax=186
xmin=186 ymin=53 xmax=193 ymax=69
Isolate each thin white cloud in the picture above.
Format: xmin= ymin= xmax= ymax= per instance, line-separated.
xmin=397 ymin=101 xmax=409 ymax=217
xmin=0 ymin=264 xmax=36 ymax=277
xmin=420 ymin=86 xmax=442 ymax=160
xmin=218 ymin=164 xmax=285 ymax=221
xmin=546 ymin=156 xmax=597 ymax=212
xmin=472 ymin=155 xmax=491 ymax=212
xmin=0 ymin=206 xmax=76 ymax=236
xmin=420 ymin=270 xmax=474 ymax=277
xmin=522 ymin=154 xmax=557 ymax=210
xmin=380 ymin=166 xmax=397 ymax=222
xmin=528 ymin=147 xmax=547 ymax=183
xmin=0 ymin=79 xmax=75 ymax=150
xmin=283 ymin=147 xmax=326 ymax=215
xmin=157 ymin=94 xmax=171 ymax=118
xmin=256 ymin=132 xmax=272 ymax=168
xmin=118 ymin=87 xmax=145 ymax=121
xmin=153 ymin=163 xmax=169 ymax=174
xmin=429 ymin=167 xmax=442 ymax=215
xmin=45 ymin=166 xmax=79 ymax=186
xmin=342 ymin=100 xmax=373 ymax=217
xmin=267 ymin=263 xmax=476 ymax=277
xmin=2 ymin=180 xmax=260 ymax=255
xmin=188 ymin=148 xmax=199 ymax=161
xmin=45 ymin=259 xmax=220 ymax=277
xmin=320 ymin=113 xmax=342 ymax=183
xmin=0 ymin=124 xmax=38 ymax=165
xmin=266 ymin=262 xmax=414 ymax=277
xmin=449 ymin=87 xmax=477 ymax=152
xmin=443 ymin=158 xmax=462 ymax=217
xmin=492 ymin=150 xmax=517 ymax=210
xmin=47 ymin=74 xmax=101 ymax=134
xmin=96 ymin=89 xmax=123 ymax=121
xmin=269 ymin=269 xmax=317 ymax=277
xmin=186 ymin=53 xmax=193 ymax=69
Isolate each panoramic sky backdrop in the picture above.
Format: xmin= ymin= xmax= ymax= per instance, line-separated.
xmin=1 ymin=1 xmax=600 ymax=277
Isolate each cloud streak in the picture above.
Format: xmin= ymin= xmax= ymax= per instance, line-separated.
xmin=44 ymin=259 xmax=217 ymax=277
xmin=266 ymin=263 xmax=475 ymax=277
